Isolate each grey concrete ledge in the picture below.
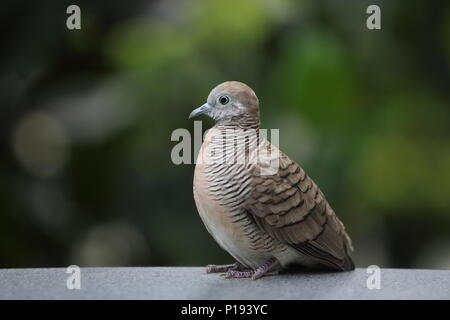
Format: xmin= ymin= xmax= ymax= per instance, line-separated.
xmin=0 ymin=267 xmax=449 ymax=300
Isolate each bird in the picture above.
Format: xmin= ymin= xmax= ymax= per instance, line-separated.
xmin=189 ymin=81 xmax=354 ymax=279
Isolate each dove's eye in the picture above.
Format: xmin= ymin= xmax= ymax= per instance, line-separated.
xmin=218 ymin=95 xmax=230 ymax=105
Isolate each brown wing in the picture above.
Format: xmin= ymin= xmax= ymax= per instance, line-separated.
xmin=245 ymin=151 xmax=355 ymax=271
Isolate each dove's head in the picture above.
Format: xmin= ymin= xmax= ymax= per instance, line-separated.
xmin=189 ymin=81 xmax=260 ymax=126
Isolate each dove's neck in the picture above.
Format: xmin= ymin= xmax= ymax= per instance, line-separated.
xmin=203 ymin=118 xmax=264 ymax=172
xmin=212 ymin=114 xmax=264 ymax=159
xmin=216 ymin=113 xmax=260 ymax=131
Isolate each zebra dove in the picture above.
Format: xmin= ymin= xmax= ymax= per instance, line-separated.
xmin=189 ymin=81 xmax=354 ymax=279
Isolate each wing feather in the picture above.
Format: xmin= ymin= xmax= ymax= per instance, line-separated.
xmin=246 ymin=150 xmax=354 ymax=271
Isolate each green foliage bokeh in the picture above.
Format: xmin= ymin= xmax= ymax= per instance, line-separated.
xmin=0 ymin=0 xmax=449 ymax=269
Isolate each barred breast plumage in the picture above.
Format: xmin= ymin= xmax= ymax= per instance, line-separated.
xmin=190 ymin=81 xmax=354 ymax=279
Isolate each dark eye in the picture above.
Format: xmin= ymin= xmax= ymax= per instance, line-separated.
xmin=219 ymin=95 xmax=230 ymax=105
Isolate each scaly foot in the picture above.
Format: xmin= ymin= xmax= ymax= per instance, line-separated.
xmin=206 ymin=262 xmax=242 ymax=273
xmin=222 ymin=258 xmax=280 ymax=280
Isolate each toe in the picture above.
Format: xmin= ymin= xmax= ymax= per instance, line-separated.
xmin=205 ymin=265 xmax=214 ymax=273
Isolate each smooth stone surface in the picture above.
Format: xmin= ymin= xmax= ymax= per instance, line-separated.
xmin=0 ymin=267 xmax=448 ymax=300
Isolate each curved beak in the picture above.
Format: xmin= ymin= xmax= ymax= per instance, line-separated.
xmin=189 ymin=103 xmax=211 ymax=119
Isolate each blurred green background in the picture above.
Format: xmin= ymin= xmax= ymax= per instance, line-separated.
xmin=0 ymin=0 xmax=449 ymax=269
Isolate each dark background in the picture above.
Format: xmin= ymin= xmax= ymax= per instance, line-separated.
xmin=0 ymin=0 xmax=449 ymax=269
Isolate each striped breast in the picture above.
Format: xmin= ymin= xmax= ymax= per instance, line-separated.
xmin=193 ymin=125 xmax=286 ymax=269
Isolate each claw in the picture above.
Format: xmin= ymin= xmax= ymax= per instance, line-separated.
xmin=251 ymin=270 xmax=279 ymax=280
xmin=222 ymin=270 xmax=254 ymax=278
xmin=220 ymin=258 xmax=280 ymax=280
xmin=205 ymin=262 xmax=241 ymax=273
